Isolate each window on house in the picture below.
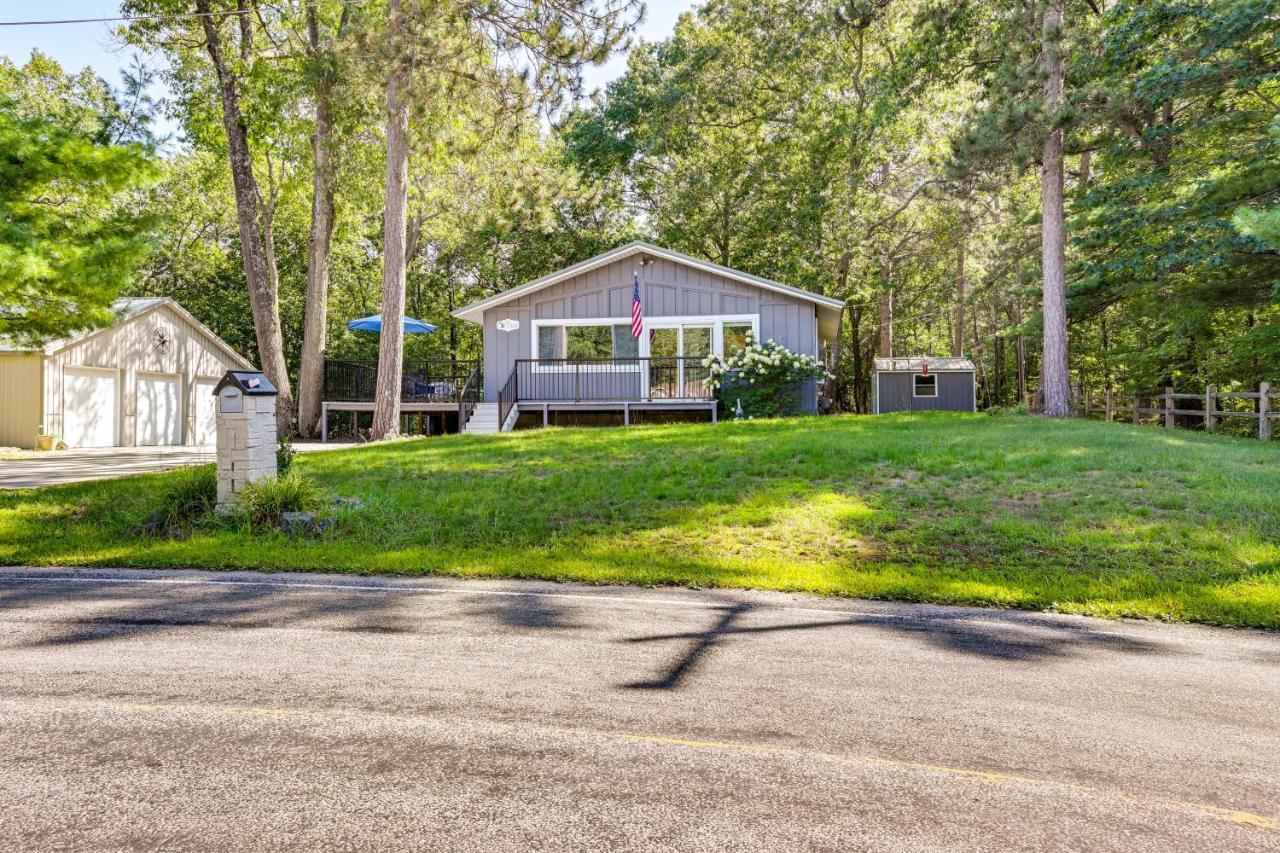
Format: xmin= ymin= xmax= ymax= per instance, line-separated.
xmin=913 ymin=373 xmax=937 ymax=397
xmin=537 ymin=326 xmax=563 ymax=360
xmin=539 ymin=324 xmax=638 ymax=360
xmin=723 ymin=322 xmax=753 ymax=355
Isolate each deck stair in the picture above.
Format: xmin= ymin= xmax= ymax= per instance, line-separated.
xmin=462 ymin=403 xmax=501 ymax=434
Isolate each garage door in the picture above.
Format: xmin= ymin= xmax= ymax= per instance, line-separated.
xmin=63 ymin=368 xmax=119 ymax=448
xmin=193 ymin=378 xmax=219 ymax=445
xmin=137 ymin=373 xmax=182 ymax=446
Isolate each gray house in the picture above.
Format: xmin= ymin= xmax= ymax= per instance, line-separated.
xmin=873 ymin=357 xmax=977 ymax=414
xmin=452 ymin=242 xmax=844 ymax=431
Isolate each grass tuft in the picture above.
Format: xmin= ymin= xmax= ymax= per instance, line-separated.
xmin=236 ymin=472 xmax=325 ymax=528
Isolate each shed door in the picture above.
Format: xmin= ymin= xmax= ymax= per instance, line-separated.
xmin=193 ymin=377 xmax=219 ymax=445
xmin=137 ymin=373 xmax=182 ymax=445
xmin=63 ymin=367 xmax=119 ymax=448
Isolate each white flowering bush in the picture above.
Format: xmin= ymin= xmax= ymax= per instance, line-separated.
xmin=702 ymin=333 xmax=833 ymax=418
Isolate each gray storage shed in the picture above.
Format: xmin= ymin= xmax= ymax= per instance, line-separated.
xmin=873 ymin=357 xmax=976 ymax=414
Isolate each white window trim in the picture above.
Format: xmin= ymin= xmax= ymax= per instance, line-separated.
xmin=912 ymin=373 xmax=939 ymax=398
xmin=529 ymin=314 xmax=761 ymax=371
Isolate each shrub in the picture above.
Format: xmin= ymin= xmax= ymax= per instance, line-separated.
xmin=704 ymin=333 xmax=832 ymax=418
xmin=237 ymin=471 xmax=324 ymax=528
xmin=277 ymin=435 xmax=296 ymax=474
xmin=155 ymin=465 xmax=217 ymax=527
xmin=987 ymin=403 xmax=1030 ymax=417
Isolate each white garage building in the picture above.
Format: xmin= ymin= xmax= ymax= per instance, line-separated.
xmin=0 ymin=297 xmax=252 ymax=450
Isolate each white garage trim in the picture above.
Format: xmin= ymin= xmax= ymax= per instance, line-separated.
xmin=63 ymin=367 xmax=119 ymax=448
xmin=136 ymin=372 xmax=182 ymax=446
xmin=193 ymin=376 xmax=220 ymax=446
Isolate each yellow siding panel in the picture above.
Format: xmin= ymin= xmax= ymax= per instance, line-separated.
xmin=0 ymin=354 xmax=44 ymax=449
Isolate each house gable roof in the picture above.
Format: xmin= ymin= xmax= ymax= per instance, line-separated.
xmin=451 ymin=241 xmax=845 ymax=325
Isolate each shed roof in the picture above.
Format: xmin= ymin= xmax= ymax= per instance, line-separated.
xmin=874 ymin=356 xmax=976 ymax=373
xmin=452 ymin=241 xmax=845 ymax=328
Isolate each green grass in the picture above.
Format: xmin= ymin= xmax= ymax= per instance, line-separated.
xmin=2 ymin=413 xmax=1278 ymax=628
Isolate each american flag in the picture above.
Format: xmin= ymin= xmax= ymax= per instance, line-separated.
xmin=631 ymin=272 xmax=644 ymax=338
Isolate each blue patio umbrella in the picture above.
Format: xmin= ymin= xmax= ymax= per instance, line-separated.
xmin=346 ymin=314 xmax=437 ymax=334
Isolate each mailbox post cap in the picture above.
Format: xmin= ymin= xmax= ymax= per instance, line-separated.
xmin=213 ymin=370 xmax=278 ymax=396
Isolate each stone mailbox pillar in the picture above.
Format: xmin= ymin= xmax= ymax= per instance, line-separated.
xmin=212 ymin=370 xmax=279 ymax=508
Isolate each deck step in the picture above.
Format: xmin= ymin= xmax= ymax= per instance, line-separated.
xmin=463 ymin=403 xmax=502 ymax=435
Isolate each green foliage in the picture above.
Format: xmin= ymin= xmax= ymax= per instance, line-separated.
xmin=154 ymin=465 xmax=218 ymax=528
xmin=276 ymin=435 xmax=296 ymax=475
xmin=707 ymin=334 xmax=832 ymax=418
xmin=1234 ymin=115 xmax=1280 ymax=263
xmin=237 ymin=472 xmax=324 ymax=528
xmin=0 ymin=55 xmax=159 ymax=346
xmin=986 ymin=403 xmax=1029 ymax=417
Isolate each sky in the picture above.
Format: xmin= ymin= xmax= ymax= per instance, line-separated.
xmin=0 ymin=0 xmax=696 ymax=141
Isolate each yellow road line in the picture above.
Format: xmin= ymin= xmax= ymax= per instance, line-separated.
xmin=111 ymin=701 xmax=298 ymax=719
xmin=23 ymin=698 xmax=1278 ymax=834
xmin=593 ymin=730 xmax=1279 ymax=833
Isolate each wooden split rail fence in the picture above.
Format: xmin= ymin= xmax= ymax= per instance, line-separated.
xmin=1074 ymin=382 xmax=1276 ymax=441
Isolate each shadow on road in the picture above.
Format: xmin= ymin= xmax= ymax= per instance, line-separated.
xmin=1 ymin=576 xmax=1177 ymax=694
xmin=622 ymin=602 xmax=1172 ymax=691
xmin=0 ymin=578 xmax=414 ymax=648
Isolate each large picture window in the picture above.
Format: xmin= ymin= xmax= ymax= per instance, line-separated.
xmin=533 ymin=315 xmax=760 ymax=363
xmin=538 ymin=324 xmax=638 ymax=360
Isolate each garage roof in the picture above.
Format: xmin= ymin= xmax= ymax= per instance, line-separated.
xmin=874 ymin=357 xmax=976 ymax=373
xmin=0 ymin=297 xmax=251 ymax=368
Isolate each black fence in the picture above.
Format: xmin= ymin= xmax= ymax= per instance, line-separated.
xmin=323 ymin=359 xmax=480 ymax=403
xmin=505 ymin=357 xmax=713 ymax=405
xmin=458 ymin=364 xmax=483 ymax=428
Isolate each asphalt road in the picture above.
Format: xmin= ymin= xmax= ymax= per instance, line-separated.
xmin=1 ymin=567 xmax=1277 ymax=852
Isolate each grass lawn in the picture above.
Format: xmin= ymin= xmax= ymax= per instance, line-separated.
xmin=1 ymin=413 xmax=1277 ymax=628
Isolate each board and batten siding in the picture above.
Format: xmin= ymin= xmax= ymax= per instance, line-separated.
xmin=875 ymin=371 xmax=976 ymax=414
xmin=43 ymin=303 xmax=245 ymax=446
xmin=0 ymin=353 xmax=43 ymax=448
xmin=481 ymin=256 xmax=820 ymax=404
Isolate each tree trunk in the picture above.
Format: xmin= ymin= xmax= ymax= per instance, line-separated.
xmin=1039 ymin=0 xmax=1071 ymax=417
xmin=1013 ymin=295 xmax=1028 ymax=405
xmin=371 ymin=0 xmax=411 ymax=440
xmin=848 ymin=305 xmax=863 ymax=413
xmin=878 ymin=288 xmax=894 ymax=358
xmin=297 ymin=8 xmax=339 ymax=439
xmin=196 ymin=0 xmax=294 ymax=432
xmin=952 ymin=242 xmax=966 ymax=357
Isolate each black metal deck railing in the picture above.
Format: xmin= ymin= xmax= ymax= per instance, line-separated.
xmin=323 ymin=359 xmax=480 ymax=403
xmin=458 ymin=363 xmax=483 ymax=428
xmin=498 ymin=357 xmax=713 ymax=425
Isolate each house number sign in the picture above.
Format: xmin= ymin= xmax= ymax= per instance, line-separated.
xmin=496 ymin=318 xmax=520 ymax=332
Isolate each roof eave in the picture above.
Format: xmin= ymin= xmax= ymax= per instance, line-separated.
xmin=452 ymin=241 xmax=844 ymax=324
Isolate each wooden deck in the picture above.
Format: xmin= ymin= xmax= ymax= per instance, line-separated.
xmin=320 ymin=401 xmax=462 ymax=442
xmin=511 ymin=398 xmax=718 ymax=428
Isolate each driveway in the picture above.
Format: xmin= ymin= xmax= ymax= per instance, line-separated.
xmin=0 ymin=441 xmax=346 ymax=489
xmin=0 ymin=446 xmax=215 ymax=489
xmin=0 ymin=567 xmax=1277 ymax=851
